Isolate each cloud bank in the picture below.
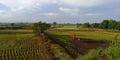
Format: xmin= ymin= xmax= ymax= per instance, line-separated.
xmin=0 ymin=0 xmax=120 ymax=23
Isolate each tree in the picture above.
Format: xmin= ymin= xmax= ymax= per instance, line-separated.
xmin=76 ymin=23 xmax=82 ymax=28
xmin=91 ymin=23 xmax=99 ymax=28
xmin=33 ymin=21 xmax=50 ymax=34
xmin=53 ymin=22 xmax=57 ymax=25
xmin=83 ymin=22 xmax=90 ymax=28
xmin=82 ymin=19 xmax=120 ymax=30
xmin=99 ymin=20 xmax=109 ymax=29
xmin=115 ymin=21 xmax=120 ymax=30
xmin=11 ymin=23 xmax=15 ymax=27
xmin=108 ymin=20 xmax=117 ymax=29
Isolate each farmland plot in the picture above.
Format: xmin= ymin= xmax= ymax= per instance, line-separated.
xmin=0 ymin=30 xmax=55 ymax=60
xmin=0 ymin=30 xmax=72 ymax=60
xmin=46 ymin=28 xmax=120 ymax=60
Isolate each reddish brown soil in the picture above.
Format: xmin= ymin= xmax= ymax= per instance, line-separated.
xmin=72 ymin=38 xmax=109 ymax=54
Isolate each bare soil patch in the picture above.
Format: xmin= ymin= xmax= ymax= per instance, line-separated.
xmin=72 ymin=38 xmax=109 ymax=54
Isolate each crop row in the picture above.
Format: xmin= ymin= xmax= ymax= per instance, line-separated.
xmin=0 ymin=36 xmax=55 ymax=60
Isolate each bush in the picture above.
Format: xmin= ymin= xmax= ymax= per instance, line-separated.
xmin=76 ymin=49 xmax=101 ymax=60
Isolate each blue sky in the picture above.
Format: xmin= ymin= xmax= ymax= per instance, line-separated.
xmin=0 ymin=0 xmax=120 ymax=23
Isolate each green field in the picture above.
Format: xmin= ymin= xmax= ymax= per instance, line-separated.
xmin=46 ymin=28 xmax=120 ymax=60
xmin=0 ymin=30 xmax=58 ymax=60
xmin=0 ymin=30 xmax=33 ymax=50
xmin=46 ymin=28 xmax=120 ymax=41
xmin=0 ymin=29 xmax=72 ymax=60
xmin=0 ymin=28 xmax=120 ymax=60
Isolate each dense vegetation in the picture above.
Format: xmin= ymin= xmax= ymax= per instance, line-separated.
xmin=32 ymin=22 xmax=50 ymax=34
xmin=83 ymin=19 xmax=120 ymax=30
xmin=0 ymin=23 xmax=32 ymax=30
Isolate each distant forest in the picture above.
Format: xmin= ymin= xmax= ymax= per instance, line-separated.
xmin=51 ymin=19 xmax=120 ymax=30
xmin=1 ymin=19 xmax=120 ymax=30
xmin=83 ymin=19 xmax=120 ymax=30
xmin=0 ymin=23 xmax=32 ymax=30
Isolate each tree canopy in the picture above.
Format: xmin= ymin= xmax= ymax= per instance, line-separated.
xmin=83 ymin=19 xmax=120 ymax=30
xmin=33 ymin=21 xmax=50 ymax=34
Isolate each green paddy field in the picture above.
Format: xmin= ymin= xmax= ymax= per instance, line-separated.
xmin=0 ymin=28 xmax=120 ymax=60
xmin=46 ymin=28 xmax=120 ymax=60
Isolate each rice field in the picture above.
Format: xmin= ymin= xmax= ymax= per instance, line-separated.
xmin=0 ymin=28 xmax=120 ymax=60
xmin=0 ymin=30 xmax=56 ymax=60
xmin=46 ymin=28 xmax=120 ymax=60
xmin=46 ymin=28 xmax=120 ymax=41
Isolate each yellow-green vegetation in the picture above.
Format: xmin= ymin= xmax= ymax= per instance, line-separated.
xmin=46 ymin=27 xmax=120 ymax=60
xmin=46 ymin=28 xmax=120 ymax=41
xmin=0 ymin=30 xmax=33 ymax=50
xmin=0 ymin=29 xmax=73 ymax=60
xmin=50 ymin=43 xmax=73 ymax=60
xmin=0 ymin=28 xmax=120 ymax=60
xmin=0 ymin=29 xmax=56 ymax=60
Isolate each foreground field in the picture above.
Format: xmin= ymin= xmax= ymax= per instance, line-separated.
xmin=0 ymin=30 xmax=55 ymax=60
xmin=46 ymin=28 xmax=120 ymax=60
xmin=0 ymin=29 xmax=72 ymax=60
xmin=0 ymin=30 xmax=33 ymax=50
xmin=0 ymin=28 xmax=120 ymax=60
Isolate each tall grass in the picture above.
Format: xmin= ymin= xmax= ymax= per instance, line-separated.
xmin=76 ymin=49 xmax=101 ymax=60
xmin=103 ymin=34 xmax=120 ymax=60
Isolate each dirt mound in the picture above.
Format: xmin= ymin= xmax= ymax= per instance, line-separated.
xmin=72 ymin=38 xmax=109 ymax=54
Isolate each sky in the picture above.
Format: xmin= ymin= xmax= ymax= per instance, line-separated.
xmin=0 ymin=0 xmax=120 ymax=23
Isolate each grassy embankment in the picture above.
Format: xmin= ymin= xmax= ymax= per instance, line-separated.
xmin=46 ymin=28 xmax=120 ymax=60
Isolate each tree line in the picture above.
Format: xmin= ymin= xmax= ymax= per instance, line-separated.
xmin=32 ymin=20 xmax=120 ymax=34
xmin=0 ymin=23 xmax=32 ymax=30
xmin=83 ymin=19 xmax=120 ymax=30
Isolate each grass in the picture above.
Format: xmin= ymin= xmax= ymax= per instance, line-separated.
xmin=46 ymin=28 xmax=120 ymax=41
xmin=46 ymin=27 xmax=120 ymax=60
xmin=0 ymin=28 xmax=120 ymax=60
xmin=0 ymin=29 xmax=73 ymax=60
xmin=76 ymin=44 xmax=120 ymax=60
xmin=0 ymin=29 xmax=56 ymax=60
xmin=76 ymin=49 xmax=101 ymax=60
xmin=0 ymin=29 xmax=34 ymax=50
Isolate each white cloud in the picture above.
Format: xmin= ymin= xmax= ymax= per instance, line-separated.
xmin=2 ymin=12 xmax=12 ymax=18
xmin=58 ymin=0 xmax=106 ymax=7
xmin=59 ymin=7 xmax=79 ymax=13
xmin=0 ymin=0 xmax=108 ymax=12
xmin=0 ymin=10 xmax=5 ymax=13
xmin=43 ymin=12 xmax=59 ymax=16
xmin=0 ymin=0 xmax=38 ymax=12
xmin=58 ymin=7 xmax=80 ymax=16
xmin=11 ymin=6 xmax=24 ymax=12
xmin=0 ymin=0 xmax=117 ymax=23
xmin=0 ymin=10 xmax=12 ymax=18
xmin=85 ymin=13 xmax=102 ymax=16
